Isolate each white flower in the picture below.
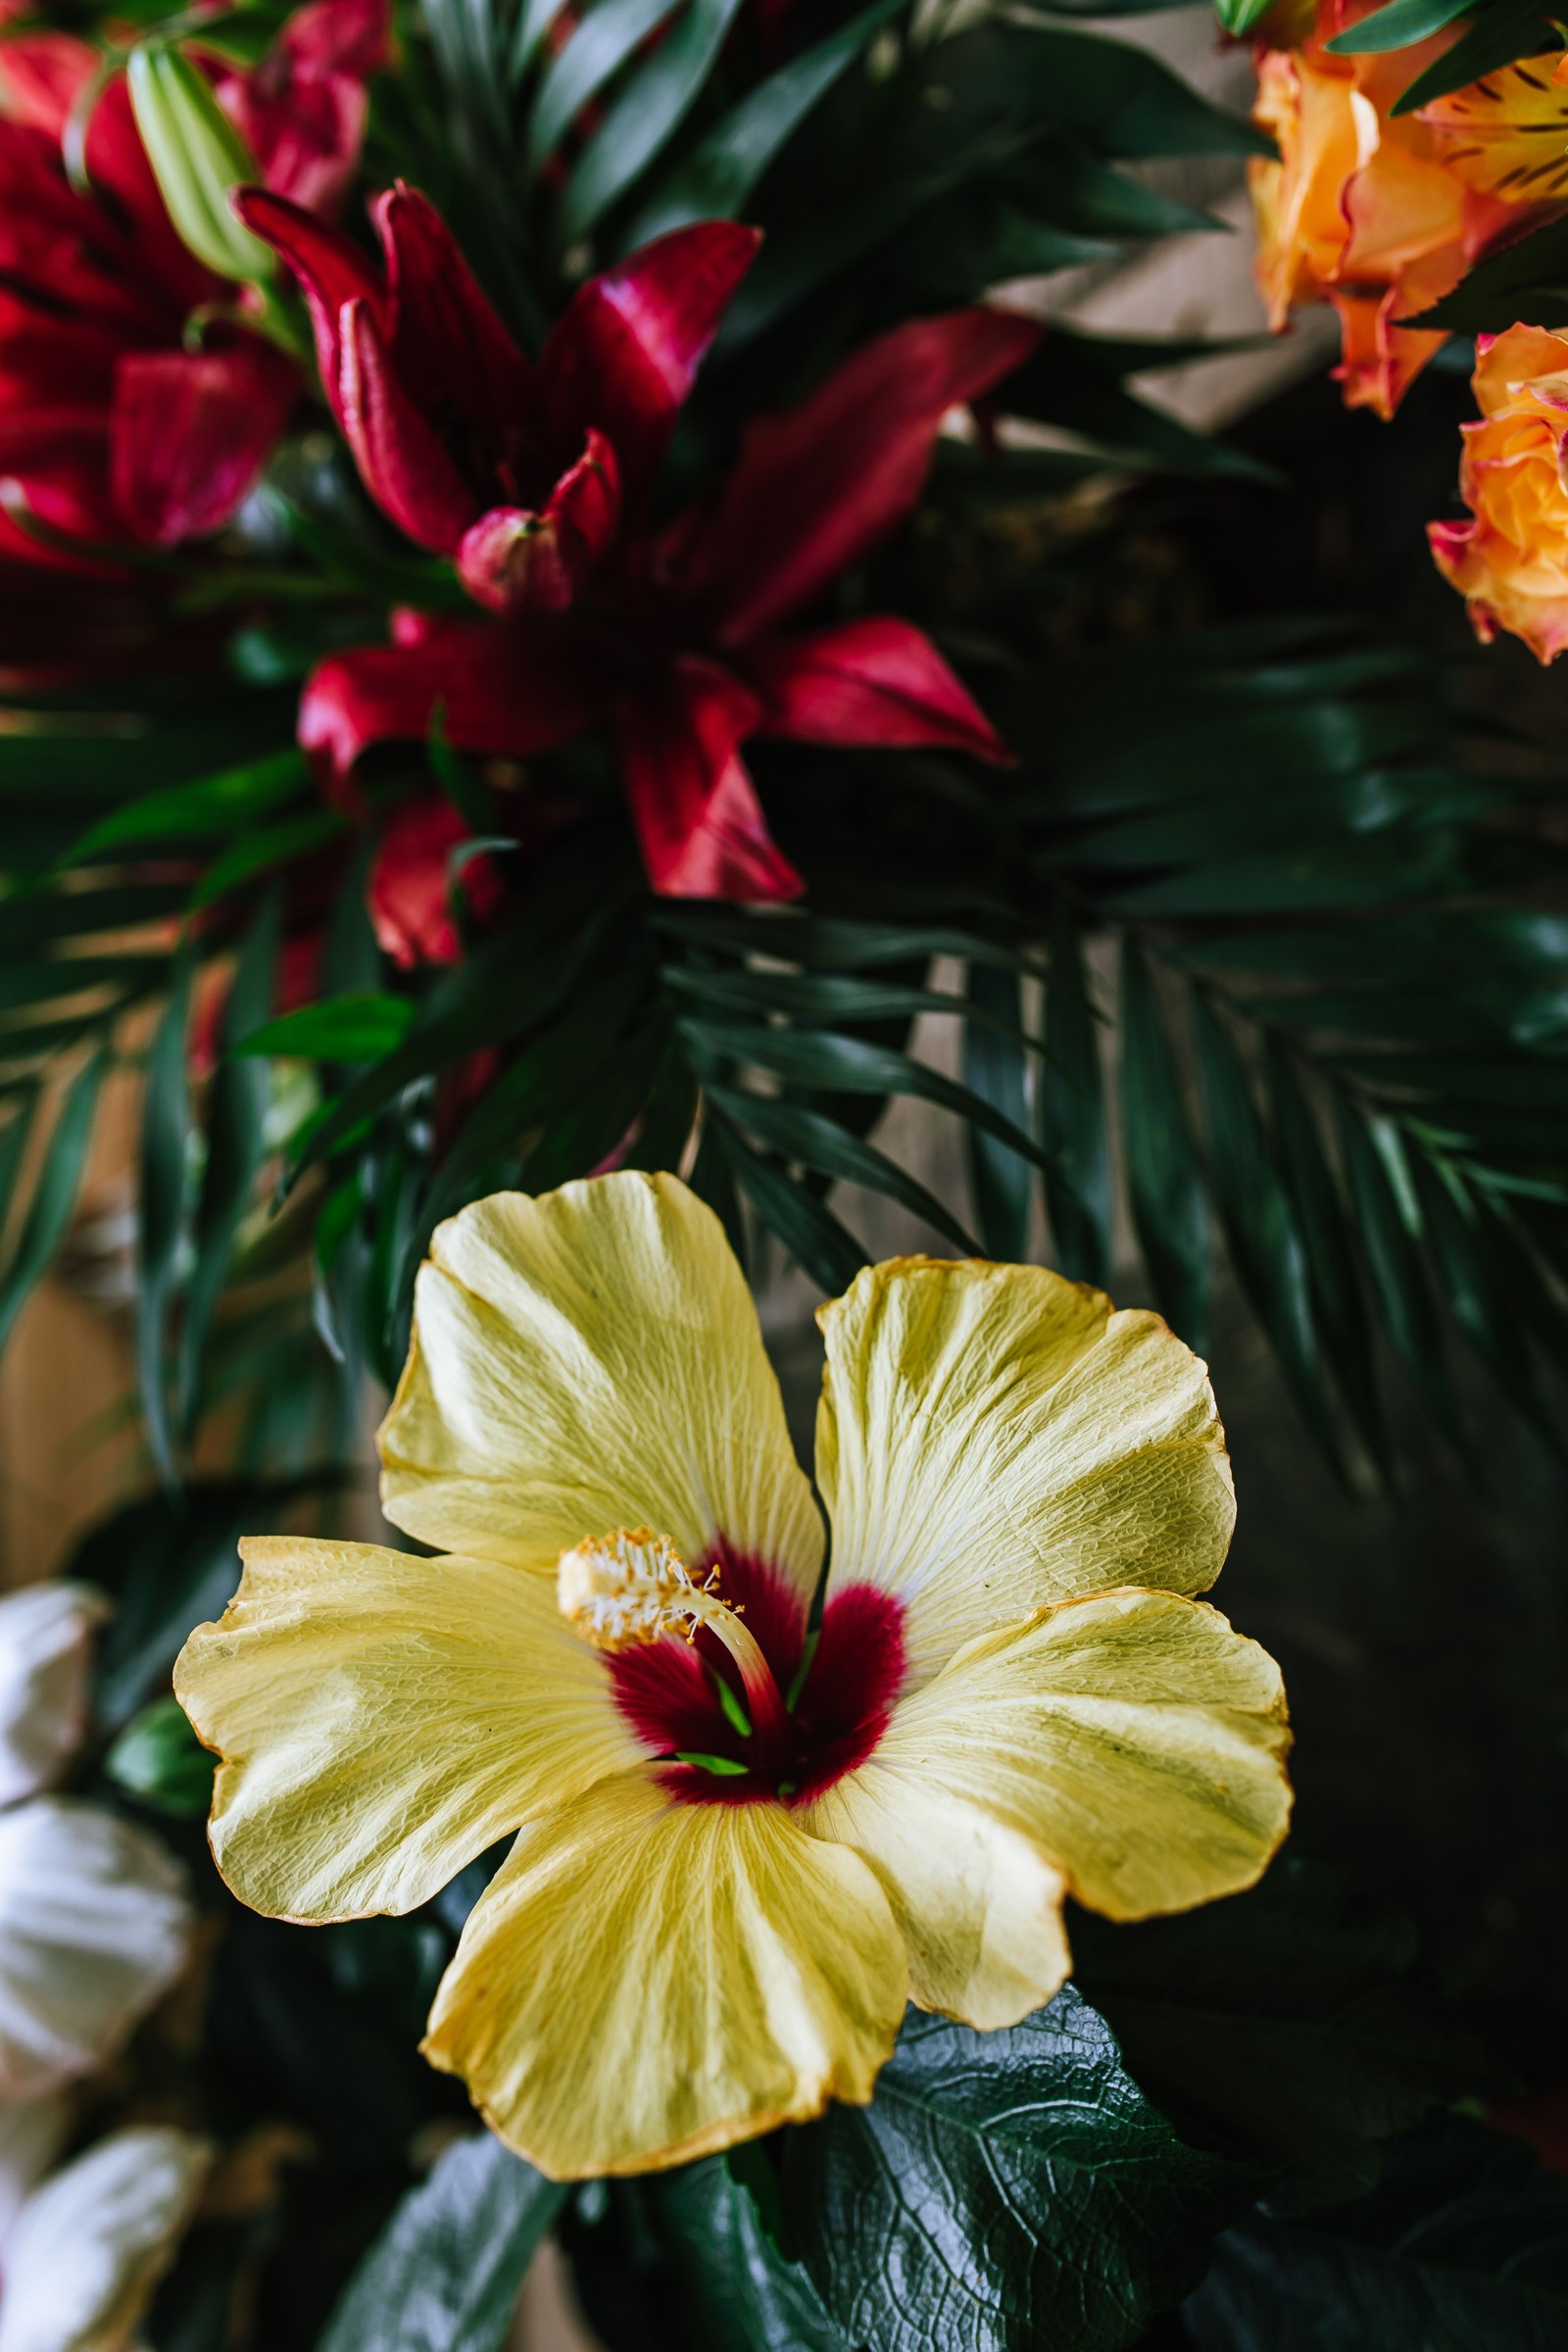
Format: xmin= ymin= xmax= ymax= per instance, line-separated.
xmin=0 ymin=2099 xmax=211 ymax=2352
xmin=0 ymin=1588 xmax=193 ymax=2102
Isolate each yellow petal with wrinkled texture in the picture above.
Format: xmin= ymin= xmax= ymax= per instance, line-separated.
xmin=816 ymin=1257 xmax=1235 ymax=1687
xmin=379 ymin=1175 xmax=822 ymax=1604
xmin=175 ymin=1539 xmax=641 ymax=1921
xmin=422 ymin=1772 xmax=906 ymax=2179
xmin=805 ymin=1769 xmax=1071 ymax=2030
xmin=871 ymin=1588 xmax=1291 ymax=1926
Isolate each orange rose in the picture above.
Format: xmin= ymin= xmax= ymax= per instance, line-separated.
xmin=1429 ymin=323 xmax=1568 ymax=662
xmin=1250 ymin=2 xmax=1565 ymax=416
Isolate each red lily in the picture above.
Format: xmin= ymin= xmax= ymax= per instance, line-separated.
xmin=0 ymin=36 xmax=293 ymax=560
xmin=255 ymin=187 xmax=1036 ymax=903
xmin=214 ymin=0 xmax=390 ymax=221
xmin=238 ymin=185 xmax=760 ymax=612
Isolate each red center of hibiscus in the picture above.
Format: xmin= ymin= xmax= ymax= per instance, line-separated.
xmin=609 ymin=1543 xmax=906 ymax=1807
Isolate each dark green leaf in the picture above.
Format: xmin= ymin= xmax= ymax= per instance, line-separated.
xmin=179 ymin=895 xmax=279 ymax=1437
xmin=189 ymin=808 xmax=347 ymax=911
xmin=786 ymin=1991 xmax=1251 ymax=2352
xmin=527 ymin=0 xmax=678 ymax=172
xmin=105 ymin=1694 xmax=219 ymax=1818
xmin=560 ymin=0 xmax=750 ymax=239
xmin=61 ymin=748 xmax=306 ymax=866
xmin=240 ymin=993 xmax=415 ymax=1064
xmin=1391 ymin=0 xmax=1555 ymax=115
xmin=1039 ymin=910 xmax=1111 ymax=1286
xmin=628 ymin=0 xmax=903 ymax=239
xmin=1120 ymin=942 xmax=1207 ymax=1348
xmin=0 ymin=1046 xmax=105 ymax=1355
xmin=963 ymin=961 xmax=1031 ymax=1257
xmin=1073 ymin=1862 xmax=1490 ymax=2211
xmin=1335 ymin=1105 xmax=1464 ymax=1446
xmin=319 ymin=2129 xmax=564 ymax=2352
xmin=138 ymin=960 xmax=194 ymax=1489
xmin=1187 ymin=2121 xmax=1568 ymax=2350
xmin=1325 ymin=0 xmax=1473 ymax=50
xmin=707 ymin=1083 xmax=978 ymax=1253
xmin=1408 ymin=204 xmax=1568 ymax=330
xmin=710 ymin=1118 xmax=867 ymax=1292
xmin=649 ymin=2159 xmax=847 ymax=2351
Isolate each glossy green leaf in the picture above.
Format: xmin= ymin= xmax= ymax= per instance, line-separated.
xmin=786 ymin=1991 xmax=1251 ymax=2352
xmin=628 ymin=0 xmax=904 ymax=240
xmin=560 ymin=0 xmax=750 ymax=238
xmin=710 ymin=1117 xmax=867 ymax=1293
xmin=962 ymin=961 xmax=1031 ymax=1257
xmin=1212 ymin=0 xmax=1280 ymax=31
xmin=1120 ymin=941 xmax=1208 ymax=1348
xmin=650 ymin=2158 xmax=847 ymax=2351
xmin=137 ymin=959 xmax=193 ymax=1489
xmin=1039 ymin=910 xmax=1112 ymax=1286
xmin=1407 ymin=203 xmax=1568 ymax=331
xmin=1390 ymin=0 xmax=1555 ymax=114
xmin=319 ymin=2129 xmax=565 ymax=2352
xmin=240 ymin=993 xmax=415 ymax=1064
xmin=1187 ymin=2122 xmax=1568 ymax=2350
xmin=105 ymin=1693 xmax=219 ymax=1818
xmin=61 ymin=748 xmax=306 ymax=867
xmin=1325 ymin=0 xmax=1474 ymax=51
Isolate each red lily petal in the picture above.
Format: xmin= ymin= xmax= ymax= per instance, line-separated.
xmin=338 ymin=295 xmax=478 ymax=551
xmin=277 ymin=0 xmax=391 ymax=79
xmin=616 ymin=656 xmax=802 ymax=902
xmin=0 ymin=31 xmax=97 ymax=136
xmin=110 ymin=336 xmax=297 ymax=546
xmin=299 ymin=613 xmax=591 ymax=802
xmin=744 ymin=616 xmax=1011 ymax=763
xmin=0 ymin=407 xmax=120 ymax=569
xmin=538 ymin=222 xmax=760 ymax=501
xmin=368 ymin=790 xmax=502 ymax=968
xmin=223 ymin=72 xmax=368 ymax=221
xmin=457 ymin=428 xmax=620 ymax=612
xmin=372 ymin=184 xmax=531 ymax=469
xmin=235 ymin=186 xmax=383 ymax=404
xmin=679 ymin=307 xmax=1040 ymax=646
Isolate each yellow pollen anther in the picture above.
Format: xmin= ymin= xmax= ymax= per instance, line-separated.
xmin=557 ymin=1528 xmax=723 ymax=1654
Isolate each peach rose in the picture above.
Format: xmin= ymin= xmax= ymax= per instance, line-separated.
xmin=1429 ymin=322 xmax=1568 ymax=662
xmin=1250 ymin=3 xmax=1566 ymax=416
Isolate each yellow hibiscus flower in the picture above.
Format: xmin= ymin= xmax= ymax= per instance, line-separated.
xmin=174 ymin=1171 xmax=1292 ymax=2180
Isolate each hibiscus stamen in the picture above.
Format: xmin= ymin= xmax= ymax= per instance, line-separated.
xmin=557 ymin=1527 xmax=790 ymax=1740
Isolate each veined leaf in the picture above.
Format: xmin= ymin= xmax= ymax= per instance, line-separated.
xmin=560 ymin=0 xmax=751 ymax=238
xmin=0 ymin=1046 xmax=107 ymax=1356
xmin=962 ymin=961 xmax=1031 ymax=1257
xmin=1120 ymin=941 xmax=1207 ymax=1348
xmin=319 ymin=2129 xmax=564 ymax=2352
xmin=786 ymin=1992 xmax=1251 ymax=2352
xmin=627 ymin=0 xmax=905 ymax=240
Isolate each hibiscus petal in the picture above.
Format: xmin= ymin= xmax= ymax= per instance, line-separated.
xmin=0 ymin=1584 xmax=108 ymax=1810
xmin=457 ymin=428 xmax=621 ymax=612
xmin=679 ymin=306 xmax=1040 ymax=644
xmin=422 ymin=1770 xmax=906 ymax=2177
xmin=378 ymin=1171 xmax=825 ymax=1611
xmin=616 ymin=657 xmax=803 ymax=901
xmin=816 ymin=1258 xmax=1235 ymax=1690
xmin=337 ymin=296 xmax=478 ymax=550
xmin=804 ymin=1769 xmax=1071 ymax=2030
xmin=174 ymin=1537 xmax=640 ymax=1922
xmin=298 ymin=613 xmax=591 ymax=801
xmin=538 ymin=222 xmax=760 ymax=501
xmin=853 ymin=1589 xmax=1290 ymax=1927
xmin=0 ymin=2126 xmax=211 ymax=2352
xmin=0 ymin=1796 xmax=191 ymax=2101
xmin=745 ymin=615 xmax=1011 ymax=762
xmin=110 ymin=337 xmax=297 ymax=546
